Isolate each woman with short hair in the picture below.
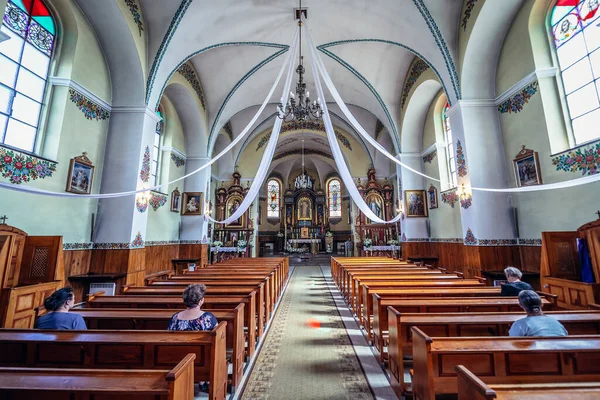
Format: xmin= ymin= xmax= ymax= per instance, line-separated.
xmin=168 ymin=284 xmax=218 ymax=331
xmin=35 ymin=287 xmax=87 ymax=330
xmin=500 ymin=266 xmax=533 ymax=296
xmin=509 ymin=290 xmax=568 ymax=337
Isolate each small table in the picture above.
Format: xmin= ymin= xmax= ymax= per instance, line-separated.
xmin=171 ymin=259 xmax=200 ymax=274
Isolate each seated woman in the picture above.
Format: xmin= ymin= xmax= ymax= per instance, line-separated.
xmin=509 ymin=290 xmax=568 ymax=337
xmin=500 ymin=266 xmax=533 ymax=296
xmin=168 ymin=284 xmax=218 ymax=331
xmin=34 ymin=287 xmax=87 ymax=330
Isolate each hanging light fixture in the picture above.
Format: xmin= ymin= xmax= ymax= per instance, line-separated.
xmin=277 ymin=0 xmax=322 ymax=122
xmin=294 ymin=136 xmax=313 ymax=189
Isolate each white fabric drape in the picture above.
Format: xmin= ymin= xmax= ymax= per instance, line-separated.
xmin=206 ymin=29 xmax=298 ymax=224
xmin=306 ymin=29 xmax=402 ymax=224
xmin=0 ymin=30 xmax=300 ymax=199
xmin=304 ymin=20 xmax=600 ymax=194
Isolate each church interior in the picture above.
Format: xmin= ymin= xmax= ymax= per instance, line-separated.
xmin=1 ymin=0 xmax=600 ymax=398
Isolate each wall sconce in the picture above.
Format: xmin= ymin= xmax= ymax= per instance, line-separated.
xmin=459 ymin=183 xmax=472 ymax=210
xmin=135 ymin=190 xmax=151 ymax=213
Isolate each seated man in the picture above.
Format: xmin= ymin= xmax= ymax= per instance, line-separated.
xmin=35 ymin=287 xmax=87 ymax=330
xmin=509 ymin=290 xmax=568 ymax=337
xmin=500 ymin=266 xmax=533 ymax=296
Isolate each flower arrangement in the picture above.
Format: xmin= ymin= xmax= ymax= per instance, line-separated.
xmin=388 ymin=239 xmax=399 ymax=245
xmin=212 ymin=241 xmax=223 ymax=247
xmin=277 ymin=232 xmax=284 ymax=237
xmin=237 ymin=240 xmax=247 ymax=250
xmin=363 ymin=238 xmax=373 ymax=249
xmin=325 ymin=231 xmax=333 ymax=237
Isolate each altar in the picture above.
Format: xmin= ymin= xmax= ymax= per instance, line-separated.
xmin=364 ymin=245 xmax=400 ymax=258
xmin=288 ymin=239 xmax=320 ymax=254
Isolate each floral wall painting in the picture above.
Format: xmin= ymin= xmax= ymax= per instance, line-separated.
xmin=405 ymin=190 xmax=428 ymax=217
xmin=552 ymin=141 xmax=600 ymax=176
xmin=69 ymin=89 xmax=110 ymax=121
xmin=130 ymin=231 xmax=144 ymax=248
xmin=497 ymin=80 xmax=539 ymax=114
xmin=66 ymin=152 xmax=94 ymax=194
xmin=0 ymin=146 xmax=57 ymax=184
xmin=170 ymin=187 xmax=181 ymax=213
xmin=422 ymin=149 xmax=437 ymax=164
xmin=135 ymin=197 xmax=148 ymax=213
xmin=513 ymin=145 xmax=542 ymax=187
xmin=149 ymin=192 xmax=167 ymax=211
xmin=441 ymin=188 xmax=458 ymax=208
xmin=464 ymin=228 xmax=478 ymax=245
xmin=181 ymin=192 xmax=203 ymax=216
xmin=428 ymin=185 xmax=438 ymax=209
xmin=456 ymin=139 xmax=467 ymax=177
xmin=139 ymin=146 xmax=151 ymax=182
xmin=170 ymin=153 xmax=185 ymax=168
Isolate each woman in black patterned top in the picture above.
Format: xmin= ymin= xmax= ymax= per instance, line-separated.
xmin=168 ymin=284 xmax=218 ymax=331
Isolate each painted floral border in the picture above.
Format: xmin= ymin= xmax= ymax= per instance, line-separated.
xmin=170 ymin=153 xmax=185 ymax=167
xmin=401 ymin=59 xmax=429 ymax=108
xmin=552 ymin=140 xmax=600 ymax=176
xmin=497 ymin=80 xmax=539 ymax=114
xmin=456 ymin=139 xmax=467 ymax=177
xmin=464 ymin=228 xmax=478 ymax=245
xmin=461 ymin=0 xmax=478 ymax=31
xmin=441 ymin=188 xmax=458 ymax=208
xmin=149 ymin=192 xmax=167 ymax=210
xmin=68 ymin=89 xmax=110 ymax=121
xmin=139 ymin=146 xmax=151 ymax=182
xmin=422 ymin=149 xmax=437 ymax=163
xmin=130 ymin=232 xmax=144 ymax=248
xmin=0 ymin=146 xmax=57 ymax=184
xmin=177 ymin=63 xmax=206 ymax=109
xmin=124 ymin=0 xmax=144 ymax=36
xmin=223 ymin=122 xmax=234 ymax=142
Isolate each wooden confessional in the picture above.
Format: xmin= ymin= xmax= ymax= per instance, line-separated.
xmin=540 ymin=218 xmax=600 ymax=309
xmin=0 ymin=224 xmax=63 ymax=327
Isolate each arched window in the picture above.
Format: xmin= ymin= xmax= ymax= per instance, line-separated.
xmin=0 ymin=0 xmax=55 ymax=152
xmin=328 ymin=178 xmax=342 ymax=219
xmin=267 ymin=179 xmax=280 ymax=218
xmin=151 ymin=109 xmax=163 ymax=185
xmin=443 ymin=102 xmax=457 ymax=188
xmin=551 ymin=0 xmax=600 ymax=144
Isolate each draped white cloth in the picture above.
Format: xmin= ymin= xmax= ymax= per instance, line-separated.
xmin=0 ymin=29 xmax=300 ymax=199
xmin=303 ymin=20 xmax=600 ymax=194
xmin=206 ymin=29 xmax=298 ymax=225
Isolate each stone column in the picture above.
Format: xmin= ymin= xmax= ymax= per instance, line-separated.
xmin=94 ymin=107 xmax=162 ymax=247
xmin=446 ymin=101 xmax=516 ymax=243
xmin=398 ymin=153 xmax=428 ymax=240
xmin=180 ymin=157 xmax=211 ymax=242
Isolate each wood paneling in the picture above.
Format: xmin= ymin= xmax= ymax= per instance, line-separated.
xmin=63 ymin=250 xmax=92 ymax=302
xmin=0 ymin=281 xmax=62 ymax=328
xmin=145 ymin=245 xmax=179 ymax=275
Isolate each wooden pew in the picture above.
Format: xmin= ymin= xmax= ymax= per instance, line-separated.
xmin=343 ymin=269 xmax=447 ymax=299
xmin=388 ymin=310 xmax=600 ymax=394
xmin=0 ymin=328 xmax=227 ymax=399
xmin=336 ymin=264 xmax=424 ymax=289
xmin=174 ymin=270 xmax=281 ymax=300
xmin=410 ymin=329 xmax=600 ymax=400
xmin=371 ymin=295 xmax=556 ymax=363
xmin=0 ymin=353 xmax=197 ymax=400
xmin=69 ymin=306 xmax=245 ymax=387
xmin=456 ymin=365 xmax=600 ymax=400
xmin=87 ymin=292 xmax=263 ymax=338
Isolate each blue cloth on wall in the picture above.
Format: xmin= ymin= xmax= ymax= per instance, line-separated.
xmin=578 ymin=238 xmax=594 ymax=283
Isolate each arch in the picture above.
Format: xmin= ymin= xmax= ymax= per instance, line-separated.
xmin=164 ymin=82 xmax=207 ymax=158
xmin=462 ymin=1 xmax=525 ymax=98
xmin=1 ymin=0 xmax=56 ymax=152
xmin=74 ymin=0 xmax=145 ymax=106
xmin=401 ymin=79 xmax=442 ymax=153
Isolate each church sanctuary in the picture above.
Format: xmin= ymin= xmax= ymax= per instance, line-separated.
xmin=2 ymin=0 xmax=600 ymax=398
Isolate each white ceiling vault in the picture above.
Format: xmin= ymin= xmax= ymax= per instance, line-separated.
xmin=133 ymin=0 xmax=465 ymax=180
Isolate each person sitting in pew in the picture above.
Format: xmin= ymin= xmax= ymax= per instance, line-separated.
xmin=500 ymin=266 xmax=533 ymax=296
xmin=35 ymin=287 xmax=87 ymax=330
xmin=168 ymin=284 xmax=218 ymax=331
xmin=509 ymin=290 xmax=568 ymax=337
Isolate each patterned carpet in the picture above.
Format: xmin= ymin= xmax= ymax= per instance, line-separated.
xmin=240 ymin=265 xmax=374 ymax=400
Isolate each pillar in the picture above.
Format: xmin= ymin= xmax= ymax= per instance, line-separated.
xmin=446 ymin=101 xmax=516 ymax=243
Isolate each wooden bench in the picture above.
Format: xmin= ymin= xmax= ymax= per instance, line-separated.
xmin=371 ymin=295 xmax=556 ymax=363
xmin=0 ymin=353 xmax=197 ymax=400
xmin=409 ymin=328 xmax=600 ymax=400
xmin=336 ymin=264 xmax=424 ymax=289
xmin=343 ymin=269 xmax=447 ymax=300
xmin=456 ymin=365 xmax=600 ymax=400
xmin=69 ymin=306 xmax=245 ymax=387
xmin=0 ymin=328 xmax=227 ymax=398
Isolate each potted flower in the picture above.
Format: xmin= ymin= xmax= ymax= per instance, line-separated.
xmin=325 ymin=231 xmax=333 ymax=237
xmin=387 ymin=239 xmax=399 ymax=246
xmin=212 ymin=240 xmax=223 ymax=252
xmin=237 ymin=239 xmax=247 ymax=252
xmin=363 ymin=238 xmax=372 ymax=250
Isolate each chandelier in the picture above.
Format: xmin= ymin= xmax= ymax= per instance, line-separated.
xmin=277 ymin=1 xmax=322 ymax=122
xmin=294 ymin=138 xmax=313 ymax=189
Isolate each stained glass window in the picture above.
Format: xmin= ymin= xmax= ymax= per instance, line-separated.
xmin=328 ymin=179 xmax=342 ymax=219
xmin=443 ymin=102 xmax=457 ymax=188
xmin=151 ymin=110 xmax=163 ymax=185
xmin=551 ymin=0 xmax=600 ymax=144
xmin=267 ymin=179 xmax=280 ymax=218
xmin=0 ymin=0 xmax=55 ymax=152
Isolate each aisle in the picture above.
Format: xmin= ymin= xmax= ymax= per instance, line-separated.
xmin=240 ymin=264 xmax=390 ymax=400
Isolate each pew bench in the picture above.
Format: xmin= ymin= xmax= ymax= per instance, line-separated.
xmin=0 ymin=353 xmax=197 ymax=400
xmin=409 ymin=328 xmax=600 ymax=400
xmin=456 ymin=365 xmax=600 ymax=400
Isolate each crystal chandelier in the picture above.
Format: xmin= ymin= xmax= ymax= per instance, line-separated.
xmin=277 ymin=1 xmax=322 ymax=122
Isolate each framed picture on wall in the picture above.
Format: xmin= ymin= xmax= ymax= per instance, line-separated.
xmin=170 ymin=187 xmax=181 ymax=213
xmin=513 ymin=146 xmax=542 ymax=187
xmin=181 ymin=192 xmax=203 ymax=216
xmin=66 ymin=152 xmax=94 ymax=195
xmin=428 ymin=184 xmax=438 ymax=209
xmin=404 ymin=190 xmax=428 ymax=217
